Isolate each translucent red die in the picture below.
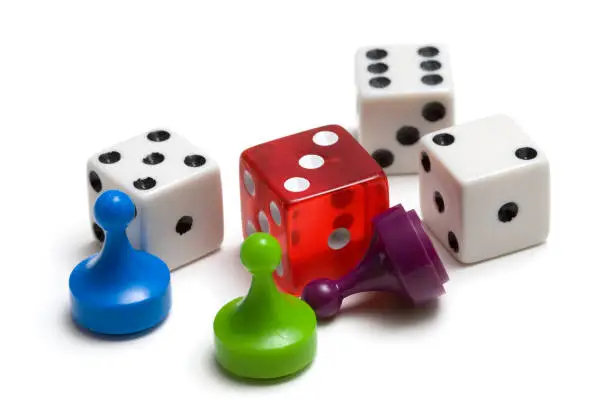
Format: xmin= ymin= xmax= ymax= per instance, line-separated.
xmin=239 ymin=124 xmax=389 ymax=295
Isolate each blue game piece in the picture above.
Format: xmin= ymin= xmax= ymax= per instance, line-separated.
xmin=69 ymin=190 xmax=172 ymax=335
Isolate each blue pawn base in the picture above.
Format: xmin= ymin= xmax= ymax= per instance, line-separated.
xmin=70 ymin=252 xmax=172 ymax=335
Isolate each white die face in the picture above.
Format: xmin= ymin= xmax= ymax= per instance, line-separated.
xmin=419 ymin=115 xmax=550 ymax=264
xmin=355 ymin=44 xmax=454 ymax=174
xmin=86 ymin=130 xmax=224 ymax=270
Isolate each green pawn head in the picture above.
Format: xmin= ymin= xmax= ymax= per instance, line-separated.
xmin=240 ymin=233 xmax=281 ymax=277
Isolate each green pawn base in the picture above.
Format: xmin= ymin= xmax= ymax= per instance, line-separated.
xmin=214 ymin=233 xmax=317 ymax=380
xmin=214 ymin=294 xmax=316 ymax=379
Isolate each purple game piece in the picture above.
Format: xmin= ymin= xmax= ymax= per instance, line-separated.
xmin=301 ymin=204 xmax=448 ymax=319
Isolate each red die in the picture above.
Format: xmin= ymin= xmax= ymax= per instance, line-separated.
xmin=239 ymin=125 xmax=389 ymax=295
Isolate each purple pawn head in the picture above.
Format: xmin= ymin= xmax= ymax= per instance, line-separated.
xmin=300 ymin=279 xmax=342 ymax=319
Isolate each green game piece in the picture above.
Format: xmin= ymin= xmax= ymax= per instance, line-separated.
xmin=214 ymin=233 xmax=317 ymax=380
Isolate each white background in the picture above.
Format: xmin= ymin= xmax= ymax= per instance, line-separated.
xmin=1 ymin=1 xmax=610 ymax=407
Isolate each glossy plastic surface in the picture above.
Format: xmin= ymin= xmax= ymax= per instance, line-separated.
xmin=301 ymin=205 xmax=448 ymax=319
xmin=69 ymin=190 xmax=172 ymax=335
xmin=214 ymin=233 xmax=317 ymax=380
xmin=239 ymin=125 xmax=389 ymax=295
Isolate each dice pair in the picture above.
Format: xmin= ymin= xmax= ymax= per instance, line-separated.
xmin=86 ymin=125 xmax=390 ymax=295
xmin=87 ymin=130 xmax=223 ymax=270
xmin=354 ymin=43 xmax=549 ymax=263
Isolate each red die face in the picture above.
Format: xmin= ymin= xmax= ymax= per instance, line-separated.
xmin=239 ymin=125 xmax=389 ymax=295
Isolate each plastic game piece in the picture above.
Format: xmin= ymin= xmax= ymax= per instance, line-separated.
xmin=214 ymin=233 xmax=317 ymax=380
xmin=301 ymin=204 xmax=448 ymax=319
xmin=69 ymin=190 xmax=172 ymax=335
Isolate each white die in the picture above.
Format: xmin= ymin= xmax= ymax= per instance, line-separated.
xmin=355 ymin=44 xmax=454 ymax=174
xmin=86 ymin=129 xmax=224 ymax=270
xmin=418 ymin=115 xmax=550 ymax=264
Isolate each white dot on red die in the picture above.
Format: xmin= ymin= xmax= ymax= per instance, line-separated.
xmin=276 ymin=262 xmax=284 ymax=277
xmin=246 ymin=220 xmax=257 ymax=236
xmin=328 ymin=228 xmax=351 ymax=250
xmin=258 ymin=211 xmax=270 ymax=233
xmin=243 ymin=170 xmax=255 ymax=196
xmin=299 ymin=154 xmax=324 ymax=169
xmin=269 ymin=201 xmax=282 ymax=226
xmin=313 ymin=130 xmax=339 ymax=146
xmin=284 ymin=177 xmax=310 ymax=193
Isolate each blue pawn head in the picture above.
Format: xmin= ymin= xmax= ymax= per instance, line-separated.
xmin=95 ymin=190 xmax=136 ymax=232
